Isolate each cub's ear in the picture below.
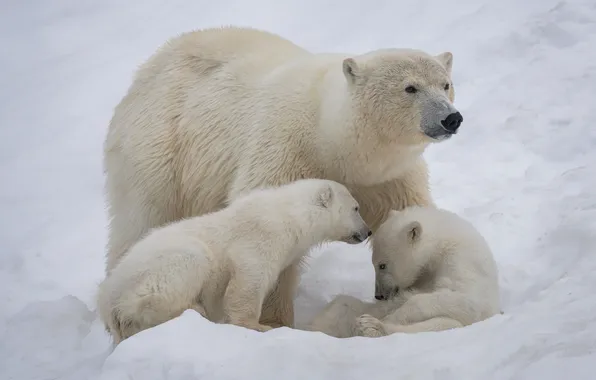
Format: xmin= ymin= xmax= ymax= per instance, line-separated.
xmin=316 ymin=184 xmax=333 ymax=208
xmin=404 ymin=221 xmax=422 ymax=243
xmin=435 ymin=52 xmax=453 ymax=75
xmin=343 ymin=57 xmax=362 ymax=85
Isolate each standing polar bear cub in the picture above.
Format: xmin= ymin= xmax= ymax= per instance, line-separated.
xmin=104 ymin=26 xmax=463 ymax=329
xmin=97 ymin=179 xmax=370 ymax=344
xmin=308 ymin=206 xmax=500 ymax=338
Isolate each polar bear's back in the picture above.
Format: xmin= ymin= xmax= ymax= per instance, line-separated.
xmin=137 ymin=26 xmax=310 ymax=83
xmin=104 ymin=27 xmax=313 ymax=226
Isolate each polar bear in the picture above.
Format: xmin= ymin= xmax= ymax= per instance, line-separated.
xmin=103 ymin=26 xmax=463 ymax=329
xmin=96 ymin=179 xmax=370 ymax=344
xmin=307 ymin=206 xmax=500 ymax=338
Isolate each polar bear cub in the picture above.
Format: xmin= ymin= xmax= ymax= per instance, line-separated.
xmin=97 ymin=178 xmax=371 ymax=344
xmin=307 ymin=206 xmax=500 ymax=338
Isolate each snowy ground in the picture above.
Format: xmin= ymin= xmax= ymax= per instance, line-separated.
xmin=1 ymin=0 xmax=595 ymax=379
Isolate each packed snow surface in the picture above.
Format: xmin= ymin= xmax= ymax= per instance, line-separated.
xmin=1 ymin=0 xmax=595 ymax=379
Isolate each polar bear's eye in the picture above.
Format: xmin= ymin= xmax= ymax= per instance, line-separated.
xmin=444 ymin=83 xmax=450 ymax=90
xmin=379 ymin=263 xmax=386 ymax=270
xmin=354 ymin=206 xmax=359 ymax=212
xmin=405 ymin=86 xmax=417 ymax=94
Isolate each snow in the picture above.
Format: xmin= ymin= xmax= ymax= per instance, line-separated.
xmin=1 ymin=0 xmax=595 ymax=379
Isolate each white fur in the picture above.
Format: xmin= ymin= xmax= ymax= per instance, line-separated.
xmin=96 ymin=179 xmax=369 ymax=344
xmin=103 ymin=26 xmax=461 ymax=328
xmin=307 ymin=206 xmax=501 ymax=338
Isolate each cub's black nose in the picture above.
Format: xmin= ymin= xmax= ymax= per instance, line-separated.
xmin=352 ymin=234 xmax=363 ymax=242
xmin=352 ymin=228 xmax=371 ymax=243
xmin=375 ymin=294 xmax=384 ymax=300
xmin=441 ymin=111 xmax=463 ymax=132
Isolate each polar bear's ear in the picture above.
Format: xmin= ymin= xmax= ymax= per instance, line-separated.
xmin=405 ymin=221 xmax=422 ymax=243
xmin=343 ymin=58 xmax=361 ymax=85
xmin=435 ymin=52 xmax=453 ymax=75
xmin=316 ymin=184 xmax=334 ymax=208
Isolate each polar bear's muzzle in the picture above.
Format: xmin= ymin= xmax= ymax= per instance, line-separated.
xmin=375 ymin=282 xmax=399 ymax=301
xmin=420 ymin=96 xmax=464 ymax=140
xmin=348 ymin=226 xmax=372 ymax=244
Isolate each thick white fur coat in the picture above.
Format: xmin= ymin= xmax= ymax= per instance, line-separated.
xmin=103 ymin=26 xmax=460 ymax=328
xmin=307 ymin=206 xmax=501 ymax=338
xmin=97 ymin=179 xmax=369 ymax=343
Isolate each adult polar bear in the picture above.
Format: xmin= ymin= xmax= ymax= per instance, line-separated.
xmin=103 ymin=26 xmax=463 ymax=329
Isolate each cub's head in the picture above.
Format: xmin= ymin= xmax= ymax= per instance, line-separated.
xmin=310 ymin=179 xmax=371 ymax=245
xmin=343 ymin=48 xmax=462 ymax=145
xmin=371 ymin=207 xmax=437 ymax=300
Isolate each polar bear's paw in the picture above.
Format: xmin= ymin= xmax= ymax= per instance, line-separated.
xmin=355 ymin=314 xmax=386 ymax=338
xmin=238 ymin=321 xmax=273 ymax=332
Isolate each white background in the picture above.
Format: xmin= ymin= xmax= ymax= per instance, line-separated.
xmin=1 ymin=1 xmax=595 ymax=379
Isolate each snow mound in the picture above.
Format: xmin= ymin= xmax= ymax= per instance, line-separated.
xmin=100 ymin=286 xmax=596 ymax=379
xmin=1 ymin=0 xmax=596 ymax=379
xmin=0 ymin=296 xmax=110 ymax=380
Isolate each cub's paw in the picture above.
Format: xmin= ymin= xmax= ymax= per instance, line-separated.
xmin=252 ymin=323 xmax=273 ymax=332
xmin=354 ymin=314 xmax=385 ymax=338
xmin=231 ymin=320 xmax=273 ymax=333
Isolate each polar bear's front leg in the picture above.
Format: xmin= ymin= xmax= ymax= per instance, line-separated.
xmin=229 ymin=172 xmax=305 ymax=330
xmin=260 ymin=261 xmax=300 ymax=328
xmin=384 ymin=290 xmax=475 ymax=326
xmin=223 ymin=272 xmax=273 ymax=332
xmin=383 ymin=317 xmax=463 ymax=334
xmin=355 ymin=314 xmax=463 ymax=337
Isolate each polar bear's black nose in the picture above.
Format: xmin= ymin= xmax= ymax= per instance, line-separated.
xmin=352 ymin=228 xmax=371 ymax=243
xmin=441 ymin=112 xmax=463 ymax=132
xmin=375 ymin=294 xmax=385 ymax=300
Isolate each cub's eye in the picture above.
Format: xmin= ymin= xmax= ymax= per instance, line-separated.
xmin=444 ymin=83 xmax=450 ymax=90
xmin=379 ymin=263 xmax=386 ymax=270
xmin=405 ymin=86 xmax=417 ymax=94
xmin=354 ymin=206 xmax=359 ymax=212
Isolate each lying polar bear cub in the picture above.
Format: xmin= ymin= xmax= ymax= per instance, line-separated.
xmin=307 ymin=206 xmax=500 ymax=338
xmin=97 ymin=178 xmax=371 ymax=344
